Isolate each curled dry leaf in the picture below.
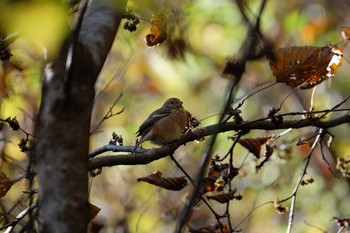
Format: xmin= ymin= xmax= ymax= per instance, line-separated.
xmin=0 ymin=172 xmax=13 ymax=198
xmin=206 ymin=188 xmax=242 ymax=204
xmin=332 ymin=216 xmax=350 ymax=228
xmin=5 ymin=116 xmax=20 ymax=131
xmin=189 ymin=224 xmax=229 ymax=233
xmin=201 ymin=158 xmax=239 ymax=194
xmin=146 ymin=13 xmax=167 ymax=46
xmin=89 ymin=203 xmax=101 ymax=221
xmin=123 ymin=10 xmax=140 ymax=32
xmin=238 ymin=137 xmax=271 ymax=159
xmin=186 ymin=110 xmax=200 ymax=129
xmin=208 ymin=158 xmax=238 ymax=180
xmin=202 ymin=176 xmax=226 ymax=194
xmin=301 ymin=174 xmax=314 ymax=186
xmin=274 ymin=200 xmax=289 ymax=215
xmin=269 ymin=45 xmax=343 ymax=89
xmin=256 ymin=144 xmax=274 ymax=170
xmin=336 ymin=157 xmax=350 ymax=178
xmin=137 ymin=171 xmax=187 ymax=191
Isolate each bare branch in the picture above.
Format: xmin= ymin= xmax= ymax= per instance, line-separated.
xmin=1 ymin=203 xmax=38 ymax=233
xmin=283 ymin=129 xmax=324 ymax=233
xmin=89 ymin=112 xmax=350 ymax=169
xmin=90 ymin=93 xmax=124 ymax=135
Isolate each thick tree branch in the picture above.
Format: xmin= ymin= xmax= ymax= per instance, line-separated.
xmin=35 ymin=1 xmax=126 ymax=233
xmin=89 ymin=112 xmax=350 ymax=169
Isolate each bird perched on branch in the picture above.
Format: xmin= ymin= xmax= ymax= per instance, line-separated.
xmin=132 ymin=98 xmax=189 ymax=153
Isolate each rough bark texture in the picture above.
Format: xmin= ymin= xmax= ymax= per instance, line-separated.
xmin=35 ymin=1 xmax=127 ymax=232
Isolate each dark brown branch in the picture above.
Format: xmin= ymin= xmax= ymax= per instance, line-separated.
xmin=35 ymin=1 xmax=127 ymax=233
xmin=89 ymin=113 xmax=350 ymax=170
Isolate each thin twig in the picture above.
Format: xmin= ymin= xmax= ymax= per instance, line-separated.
xmin=90 ymin=93 xmax=124 ymax=135
xmin=319 ymin=138 xmax=338 ymax=177
xmin=232 ymin=201 xmax=274 ymax=231
xmin=284 ymin=129 xmax=324 ymax=233
xmin=319 ymin=95 xmax=350 ymax=119
xmin=169 ymin=155 xmax=224 ymax=229
xmin=1 ymin=202 xmax=38 ymax=232
xmin=225 ymin=134 xmax=243 ymax=231
xmin=235 ymin=82 xmax=277 ymax=110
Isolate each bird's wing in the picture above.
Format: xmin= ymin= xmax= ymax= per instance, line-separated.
xmin=136 ymin=108 xmax=172 ymax=136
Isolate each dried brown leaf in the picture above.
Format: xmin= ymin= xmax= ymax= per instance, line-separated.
xmin=201 ymin=158 xmax=239 ymax=194
xmin=89 ymin=203 xmax=101 ymax=221
xmin=341 ymin=27 xmax=350 ymax=41
xmin=238 ymin=137 xmax=270 ymax=158
xmin=274 ymin=201 xmax=288 ymax=215
xmin=336 ymin=157 xmax=350 ymax=178
xmin=137 ymin=171 xmax=187 ymax=191
xmin=146 ymin=13 xmax=167 ymax=46
xmin=189 ymin=224 xmax=229 ymax=233
xmin=301 ymin=174 xmax=314 ymax=186
xmin=0 ymin=172 xmax=13 ymax=198
xmin=332 ymin=216 xmax=350 ymax=228
xmin=256 ymin=144 xmax=274 ymax=170
xmin=208 ymin=158 xmax=238 ymax=181
xmin=206 ymin=189 xmax=240 ymax=204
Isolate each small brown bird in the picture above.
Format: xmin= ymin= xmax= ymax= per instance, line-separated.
xmin=133 ymin=98 xmax=188 ymax=152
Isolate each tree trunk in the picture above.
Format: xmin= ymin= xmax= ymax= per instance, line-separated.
xmin=35 ymin=1 xmax=127 ymax=232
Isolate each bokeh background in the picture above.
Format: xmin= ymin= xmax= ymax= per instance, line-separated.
xmin=1 ymin=0 xmax=350 ymax=232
